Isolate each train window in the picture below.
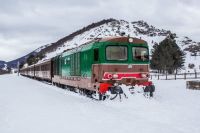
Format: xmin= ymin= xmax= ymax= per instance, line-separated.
xmin=94 ymin=49 xmax=99 ymax=62
xmin=106 ymin=46 xmax=127 ymax=60
xmin=132 ymin=47 xmax=149 ymax=61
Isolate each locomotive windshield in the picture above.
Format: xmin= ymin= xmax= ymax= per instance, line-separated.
xmin=106 ymin=46 xmax=127 ymax=60
xmin=132 ymin=47 xmax=149 ymax=61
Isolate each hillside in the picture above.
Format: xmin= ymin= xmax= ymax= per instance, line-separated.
xmin=0 ymin=52 xmax=38 ymax=70
xmin=4 ymin=19 xmax=200 ymax=71
xmin=41 ymin=19 xmax=170 ymax=59
xmin=41 ymin=19 xmax=200 ymax=71
xmin=0 ymin=60 xmax=6 ymax=68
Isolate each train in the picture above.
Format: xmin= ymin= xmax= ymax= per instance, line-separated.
xmin=20 ymin=37 xmax=155 ymax=100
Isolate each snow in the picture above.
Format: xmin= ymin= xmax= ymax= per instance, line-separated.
xmin=41 ymin=20 xmax=200 ymax=72
xmin=0 ymin=74 xmax=200 ymax=133
xmin=2 ymin=64 xmax=8 ymax=71
xmin=184 ymin=53 xmax=200 ymax=72
xmin=43 ymin=20 xmax=167 ymax=60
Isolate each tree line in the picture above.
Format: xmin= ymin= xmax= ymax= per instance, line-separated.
xmin=19 ymin=53 xmax=45 ymax=68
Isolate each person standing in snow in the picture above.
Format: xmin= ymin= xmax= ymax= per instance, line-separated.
xmin=149 ymin=84 xmax=155 ymax=97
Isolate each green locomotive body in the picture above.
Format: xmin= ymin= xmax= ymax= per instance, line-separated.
xmin=52 ymin=37 xmax=151 ymax=94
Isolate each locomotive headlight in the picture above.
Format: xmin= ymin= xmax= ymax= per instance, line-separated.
xmin=141 ymin=73 xmax=147 ymax=78
xmin=107 ymin=74 xmax=113 ymax=79
xmin=129 ymin=38 xmax=134 ymax=43
xmin=112 ymin=74 xmax=119 ymax=79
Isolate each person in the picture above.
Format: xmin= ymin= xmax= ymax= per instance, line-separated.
xmin=143 ymin=82 xmax=155 ymax=98
xmin=149 ymin=83 xmax=155 ymax=97
xmin=143 ymin=86 xmax=150 ymax=98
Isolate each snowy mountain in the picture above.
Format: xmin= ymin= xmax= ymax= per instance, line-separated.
xmin=0 ymin=51 xmax=38 ymax=69
xmin=2 ymin=64 xmax=8 ymax=71
xmin=41 ymin=19 xmax=170 ymax=59
xmin=177 ymin=36 xmax=200 ymax=72
xmin=40 ymin=19 xmax=199 ymax=71
xmin=0 ymin=61 xmax=10 ymax=74
xmin=7 ymin=19 xmax=200 ymax=71
xmin=0 ymin=60 xmax=6 ymax=69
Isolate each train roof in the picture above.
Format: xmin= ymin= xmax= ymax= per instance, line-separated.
xmin=34 ymin=59 xmax=51 ymax=66
xmin=61 ymin=37 xmax=147 ymax=57
xmin=20 ymin=59 xmax=52 ymax=70
xmin=20 ymin=37 xmax=148 ymax=68
xmin=99 ymin=37 xmax=147 ymax=44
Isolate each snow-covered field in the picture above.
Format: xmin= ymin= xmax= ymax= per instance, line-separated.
xmin=0 ymin=74 xmax=200 ymax=133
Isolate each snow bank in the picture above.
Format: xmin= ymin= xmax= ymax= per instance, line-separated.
xmin=0 ymin=74 xmax=200 ymax=133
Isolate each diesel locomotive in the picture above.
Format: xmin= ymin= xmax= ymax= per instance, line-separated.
xmin=20 ymin=37 xmax=154 ymax=100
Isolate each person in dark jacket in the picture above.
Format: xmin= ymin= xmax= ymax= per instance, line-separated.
xmin=149 ymin=84 xmax=155 ymax=97
xmin=143 ymin=82 xmax=155 ymax=98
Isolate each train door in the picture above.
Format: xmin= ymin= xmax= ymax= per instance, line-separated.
xmin=70 ymin=52 xmax=81 ymax=76
xmin=59 ymin=55 xmax=62 ymax=76
xmin=92 ymin=48 xmax=100 ymax=82
xmin=75 ymin=52 xmax=81 ymax=76
xmin=51 ymin=59 xmax=53 ymax=79
xmin=70 ymin=54 xmax=73 ymax=76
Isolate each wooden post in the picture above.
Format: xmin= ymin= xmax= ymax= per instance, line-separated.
xmin=195 ymin=71 xmax=197 ymax=79
xmin=158 ymin=74 xmax=159 ymax=80
xmin=184 ymin=73 xmax=186 ymax=80
xmin=175 ymin=73 xmax=176 ymax=80
xmin=17 ymin=61 xmax=20 ymax=76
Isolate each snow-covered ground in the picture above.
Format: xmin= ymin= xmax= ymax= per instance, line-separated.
xmin=0 ymin=74 xmax=200 ymax=133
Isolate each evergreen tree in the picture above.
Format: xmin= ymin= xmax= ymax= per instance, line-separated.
xmin=26 ymin=54 xmax=36 ymax=65
xmin=26 ymin=53 xmax=45 ymax=66
xmin=150 ymin=34 xmax=185 ymax=73
xmin=19 ymin=61 xmax=25 ymax=69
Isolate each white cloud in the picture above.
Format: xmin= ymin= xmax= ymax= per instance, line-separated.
xmin=0 ymin=0 xmax=199 ymax=61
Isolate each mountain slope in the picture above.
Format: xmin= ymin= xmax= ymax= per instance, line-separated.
xmin=42 ymin=19 xmax=199 ymax=71
xmin=0 ymin=44 xmax=50 ymax=69
xmin=6 ymin=19 xmax=200 ymax=71
xmin=42 ymin=19 xmax=170 ymax=59
xmin=0 ymin=60 xmax=6 ymax=69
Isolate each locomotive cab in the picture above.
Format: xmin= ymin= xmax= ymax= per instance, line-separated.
xmin=92 ymin=37 xmax=152 ymax=95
